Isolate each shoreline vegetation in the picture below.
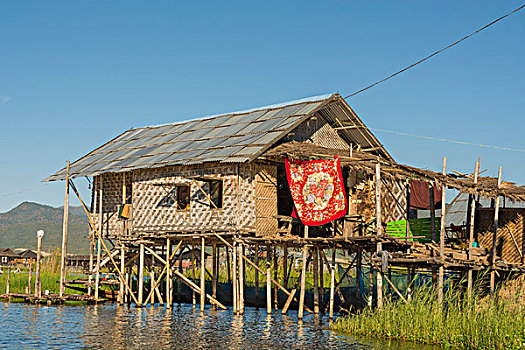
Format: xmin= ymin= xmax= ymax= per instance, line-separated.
xmin=332 ymin=275 xmax=525 ymax=349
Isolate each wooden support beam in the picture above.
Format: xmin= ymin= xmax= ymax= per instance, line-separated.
xmin=200 ymin=237 xmax=206 ymax=312
xmin=375 ymin=163 xmax=383 ymax=310
xmin=171 ymin=268 xmax=227 ymax=310
xmin=212 ymin=243 xmax=218 ymax=309
xmin=273 ymin=246 xmax=278 ymax=310
xmin=95 ymin=176 xmax=103 ymax=300
xmin=138 ymin=243 xmax=145 ymax=307
xmin=213 ymin=232 xmax=313 ymax=313
xmin=118 ymin=245 xmax=125 ymax=304
xmin=467 ymin=161 xmax=480 ymax=298
xmin=329 ymin=249 xmax=335 ymax=319
xmin=298 ymin=225 xmax=309 ymax=319
xmin=438 ymin=157 xmax=447 ymax=304
xmin=266 ymin=260 xmax=272 ymax=315
xmin=255 ymin=242 xmax=259 ymax=308
xmin=490 ymin=166 xmax=503 ymax=296
xmin=232 ymin=241 xmax=238 ymax=314
xmin=192 ymin=244 xmax=196 ymax=309
xmin=59 ymin=161 xmax=70 ymax=298
xmin=313 ymin=247 xmax=320 ymax=315
xmin=238 ymin=243 xmax=244 ymax=314
xmin=27 ymin=259 xmax=33 ymax=295
xmin=166 ymin=239 xmax=171 ymax=308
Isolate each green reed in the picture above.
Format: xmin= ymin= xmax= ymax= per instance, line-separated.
xmin=333 ymin=275 xmax=525 ymax=349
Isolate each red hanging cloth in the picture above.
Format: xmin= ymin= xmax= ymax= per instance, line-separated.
xmin=409 ymin=180 xmax=442 ymax=210
xmin=285 ymin=156 xmax=347 ymax=226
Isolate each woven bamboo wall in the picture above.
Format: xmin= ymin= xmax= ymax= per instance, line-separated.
xmin=381 ymin=178 xmax=408 ymax=223
xmin=130 ymin=163 xmax=256 ymax=234
xmin=282 ymin=115 xmax=349 ymax=150
xmin=253 ymin=162 xmax=278 ymax=236
xmin=477 ymin=208 xmax=525 ymax=264
xmin=91 ymin=172 xmax=131 ymax=236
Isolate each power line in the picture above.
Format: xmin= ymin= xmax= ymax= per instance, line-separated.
xmin=344 ymin=3 xmax=525 ymax=99
xmin=369 ymin=127 xmax=525 ymax=153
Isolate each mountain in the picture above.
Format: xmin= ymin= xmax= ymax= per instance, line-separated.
xmin=0 ymin=202 xmax=90 ymax=254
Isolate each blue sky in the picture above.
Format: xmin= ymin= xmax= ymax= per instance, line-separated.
xmin=0 ymin=1 xmax=524 ymax=212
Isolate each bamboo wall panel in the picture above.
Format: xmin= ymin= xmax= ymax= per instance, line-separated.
xmin=254 ymin=163 xmax=278 ymax=236
xmin=122 ymin=163 xmax=256 ymax=234
xmin=478 ymin=208 xmax=525 ymax=264
xmin=92 ymin=172 xmax=131 ymax=235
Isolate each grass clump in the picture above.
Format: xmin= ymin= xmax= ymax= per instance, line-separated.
xmin=333 ymin=277 xmax=525 ymax=349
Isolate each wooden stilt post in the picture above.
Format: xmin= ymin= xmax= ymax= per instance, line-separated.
xmin=329 ymin=248 xmax=335 ymax=319
xmin=238 ymin=243 xmax=244 ymax=314
xmin=138 ymin=243 xmax=145 ymax=307
xmin=192 ymin=244 xmax=196 ymax=309
xmin=151 ymin=255 xmax=156 ymax=305
xmin=406 ymin=179 xmax=411 ymax=239
xmin=88 ymin=238 xmax=94 ymax=296
xmin=490 ymin=166 xmax=503 ymax=296
xmin=319 ymin=247 xmax=325 ymax=312
xmin=313 ymin=247 xmax=320 ymax=315
xmin=467 ymin=161 xmax=480 ymax=298
xmin=95 ymin=176 xmax=103 ymax=301
xmin=34 ymin=230 xmax=44 ymax=298
xmin=200 ymin=237 xmax=205 ymax=312
xmin=118 ymin=244 xmax=125 ymax=304
xmin=438 ymin=157 xmax=447 ymax=304
xmin=368 ymin=261 xmax=373 ymax=309
xmin=273 ymin=246 xmax=278 ymax=310
xmin=59 ymin=161 xmax=70 ymax=298
xmin=6 ymin=266 xmax=10 ymax=295
xmin=212 ymin=244 xmax=217 ymax=309
xmin=266 ymin=260 xmax=272 ymax=315
xmin=356 ymin=249 xmax=362 ymax=301
xmin=232 ymin=241 xmax=238 ymax=314
xmin=166 ymin=238 xmax=171 ymax=308
xmin=178 ymin=247 xmax=183 ymax=302
xmin=283 ymin=244 xmax=288 ymax=289
xmin=255 ymin=242 xmax=259 ymax=308
xmin=375 ymin=163 xmax=383 ymax=310
xmin=298 ymin=226 xmax=309 ymax=319
xmin=28 ymin=259 xmax=33 ymax=295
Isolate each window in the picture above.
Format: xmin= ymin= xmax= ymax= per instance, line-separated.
xmin=209 ymin=180 xmax=223 ymax=209
xmin=158 ymin=185 xmax=191 ymax=210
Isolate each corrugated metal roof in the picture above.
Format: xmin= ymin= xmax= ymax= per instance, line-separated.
xmin=45 ymin=94 xmax=337 ymax=181
xmin=45 ymin=93 xmax=392 ymax=181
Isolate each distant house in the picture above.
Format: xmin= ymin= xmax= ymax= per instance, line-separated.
xmin=66 ymin=255 xmax=90 ymax=268
xmin=0 ymin=248 xmax=18 ymax=265
xmin=16 ymin=249 xmax=38 ymax=264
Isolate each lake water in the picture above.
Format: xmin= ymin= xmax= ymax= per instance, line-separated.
xmin=0 ymin=302 xmax=438 ymax=349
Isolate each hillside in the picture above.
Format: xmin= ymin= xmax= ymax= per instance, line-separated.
xmin=0 ymin=202 xmax=90 ymax=254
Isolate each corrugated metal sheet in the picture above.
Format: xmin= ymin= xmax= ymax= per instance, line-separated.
xmin=45 ymin=93 xmax=393 ymax=181
xmin=45 ymin=94 xmax=335 ymax=181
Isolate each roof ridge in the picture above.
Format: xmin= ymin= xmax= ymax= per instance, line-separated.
xmin=137 ymin=93 xmax=335 ymax=130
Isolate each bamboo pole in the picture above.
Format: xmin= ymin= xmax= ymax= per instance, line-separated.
xmin=171 ymin=268 xmax=227 ymax=309
xmin=238 ymin=243 xmax=244 ymax=314
xmin=298 ymin=226 xmax=309 ymax=319
xmin=356 ymin=249 xmax=362 ymax=301
xmin=34 ymin=231 xmax=44 ymax=298
xmin=255 ymin=242 xmax=259 ymax=308
xmin=200 ymin=237 xmax=205 ymax=312
xmin=313 ymin=247 xmax=320 ymax=315
xmin=28 ymin=259 xmax=33 ymax=295
xmin=192 ymin=244 xmax=196 ymax=309
xmin=283 ymin=244 xmax=288 ymax=289
xmin=138 ymin=244 xmax=145 ymax=306
xmin=177 ymin=246 xmax=183 ymax=302
xmin=438 ymin=157 xmax=447 ymax=304
xmin=467 ymin=161 xmax=480 ymax=298
xmin=273 ymin=246 xmax=278 ymax=310
xmin=150 ymin=268 xmax=155 ymax=305
xmin=166 ymin=239 xmax=171 ymax=308
xmin=490 ymin=166 xmax=503 ymax=296
xmin=329 ymin=249 xmax=335 ymax=319
xmin=375 ymin=163 xmax=383 ymax=310
xmin=319 ymin=247 xmax=324 ymax=311
xmin=232 ymin=241 xmax=238 ymax=314
xmin=266 ymin=261 xmax=272 ymax=315
xmin=118 ymin=245 xmax=125 ymax=304
xmin=6 ymin=266 xmax=10 ymax=295
xmin=212 ymin=243 xmax=217 ymax=309
xmin=59 ymin=161 xmax=70 ymax=297
xmin=95 ymin=176 xmax=103 ymax=300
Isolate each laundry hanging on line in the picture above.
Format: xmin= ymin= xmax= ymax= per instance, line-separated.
xmin=285 ymin=156 xmax=347 ymax=226
xmin=409 ymin=180 xmax=442 ymax=210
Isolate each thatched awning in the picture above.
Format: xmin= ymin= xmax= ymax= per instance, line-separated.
xmin=263 ymin=141 xmax=525 ymax=202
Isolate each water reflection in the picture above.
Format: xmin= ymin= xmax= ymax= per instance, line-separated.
xmin=0 ymin=303 xmax=439 ymax=349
